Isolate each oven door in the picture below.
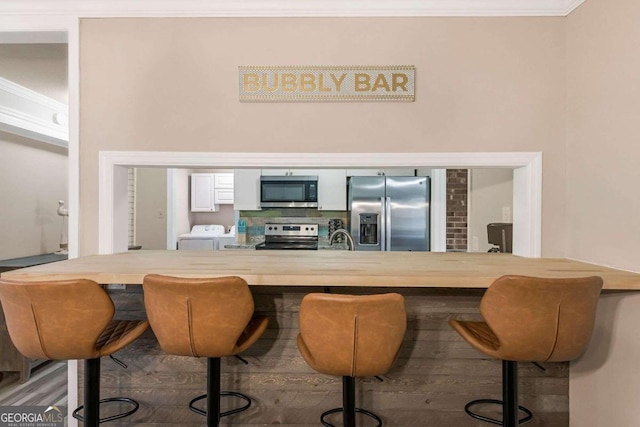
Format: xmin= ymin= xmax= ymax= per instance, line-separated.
xmin=255 ymin=235 xmax=319 ymax=250
xmin=260 ymin=176 xmax=318 ymax=208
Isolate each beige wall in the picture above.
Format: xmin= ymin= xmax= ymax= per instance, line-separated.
xmin=0 ymin=44 xmax=68 ymax=103
xmin=135 ymin=168 xmax=167 ymax=250
xmin=0 ymin=132 xmax=68 ymax=259
xmin=566 ymin=0 xmax=640 ymax=272
xmin=567 ymin=0 xmax=640 ymax=425
xmin=79 ymin=17 xmax=566 ymax=255
xmin=0 ymin=44 xmax=68 ymax=260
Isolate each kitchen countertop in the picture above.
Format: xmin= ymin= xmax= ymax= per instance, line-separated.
xmin=223 ymin=244 xmax=256 ymax=250
xmin=2 ymin=250 xmax=639 ymax=290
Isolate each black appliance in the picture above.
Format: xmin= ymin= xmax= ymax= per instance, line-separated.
xmin=260 ymin=176 xmax=318 ymax=208
xmin=255 ymin=223 xmax=319 ymax=250
xmin=487 ymin=222 xmax=513 ymax=253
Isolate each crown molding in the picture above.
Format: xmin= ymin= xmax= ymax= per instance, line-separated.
xmin=0 ymin=77 xmax=68 ymax=148
xmin=0 ymin=0 xmax=587 ymax=18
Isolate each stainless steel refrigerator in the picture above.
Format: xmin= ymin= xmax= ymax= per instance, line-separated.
xmin=348 ymin=176 xmax=430 ymax=251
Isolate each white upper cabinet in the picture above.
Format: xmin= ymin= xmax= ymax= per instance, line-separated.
xmin=214 ymin=173 xmax=234 ymax=204
xmin=234 ymin=169 xmax=261 ymax=211
xmin=191 ymin=172 xmax=235 ymax=211
xmin=261 ymin=168 xmax=319 ymax=176
xmin=214 ymin=173 xmax=234 ymax=188
xmin=346 ymin=168 xmax=416 ymax=177
xmin=234 ymin=169 xmax=347 ymax=211
xmin=191 ymin=173 xmax=218 ymax=212
xmin=317 ymin=169 xmax=347 ymax=211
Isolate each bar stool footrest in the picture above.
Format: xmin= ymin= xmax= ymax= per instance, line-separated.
xmin=73 ymin=397 xmax=140 ymax=424
xmin=189 ymin=391 xmax=252 ymax=418
xmin=464 ymin=398 xmax=533 ymax=426
xmin=320 ymin=407 xmax=383 ymax=427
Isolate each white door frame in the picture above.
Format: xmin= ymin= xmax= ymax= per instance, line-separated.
xmin=0 ymin=18 xmax=80 ymax=427
xmin=99 ymin=151 xmax=541 ymax=257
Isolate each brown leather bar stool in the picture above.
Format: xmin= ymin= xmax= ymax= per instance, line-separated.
xmin=0 ymin=278 xmax=149 ymax=427
xmin=449 ymin=275 xmax=603 ymax=427
xmin=142 ymin=274 xmax=268 ymax=427
xmin=297 ymin=293 xmax=407 ymax=427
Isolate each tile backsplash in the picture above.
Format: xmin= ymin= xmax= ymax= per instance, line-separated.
xmin=240 ymin=209 xmax=349 ymax=243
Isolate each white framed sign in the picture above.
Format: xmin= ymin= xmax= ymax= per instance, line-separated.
xmin=239 ymin=66 xmax=415 ymax=102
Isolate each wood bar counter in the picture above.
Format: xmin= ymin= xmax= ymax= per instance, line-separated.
xmin=2 ymin=250 xmax=639 ymax=290
xmin=3 ymin=251 xmax=640 ymax=426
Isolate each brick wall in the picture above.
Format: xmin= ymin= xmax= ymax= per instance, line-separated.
xmin=446 ymin=169 xmax=468 ymax=251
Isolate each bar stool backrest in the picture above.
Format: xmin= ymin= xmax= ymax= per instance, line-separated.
xmin=0 ymin=279 xmax=115 ymax=360
xmin=480 ymin=275 xmax=603 ymax=362
xmin=142 ymin=275 xmax=255 ymax=358
xmin=298 ymin=293 xmax=406 ymax=377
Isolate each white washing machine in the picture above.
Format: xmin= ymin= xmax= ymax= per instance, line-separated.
xmin=177 ymin=225 xmax=234 ymax=250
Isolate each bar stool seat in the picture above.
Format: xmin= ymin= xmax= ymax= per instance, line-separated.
xmin=142 ymin=274 xmax=268 ymax=427
xmin=449 ymin=275 xmax=603 ymax=427
xmin=297 ymin=293 xmax=406 ymax=427
xmin=0 ymin=278 xmax=149 ymax=427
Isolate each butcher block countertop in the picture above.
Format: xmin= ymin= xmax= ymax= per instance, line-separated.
xmin=2 ymin=250 xmax=639 ymax=290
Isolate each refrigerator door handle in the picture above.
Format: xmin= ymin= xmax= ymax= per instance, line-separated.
xmin=380 ymin=197 xmax=386 ymax=252
xmin=385 ymin=196 xmax=392 ymax=251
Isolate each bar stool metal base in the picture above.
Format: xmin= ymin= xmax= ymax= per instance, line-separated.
xmin=320 ymin=407 xmax=383 ymax=427
xmin=463 ymin=360 xmax=533 ymax=427
xmin=319 ymin=376 xmax=383 ymax=427
xmin=189 ymin=392 xmax=251 ymax=418
xmin=72 ymin=398 xmax=140 ymax=424
xmin=464 ymin=399 xmax=532 ymax=426
xmin=188 ymin=357 xmax=252 ymax=426
xmin=73 ymin=358 xmax=140 ymax=426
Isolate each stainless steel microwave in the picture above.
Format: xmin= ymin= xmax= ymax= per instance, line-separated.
xmin=260 ymin=176 xmax=318 ymax=208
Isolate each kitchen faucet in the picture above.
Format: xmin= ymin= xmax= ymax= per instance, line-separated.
xmin=329 ymin=229 xmax=355 ymax=251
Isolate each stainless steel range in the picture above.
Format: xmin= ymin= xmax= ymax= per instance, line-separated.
xmin=255 ymin=223 xmax=319 ymax=250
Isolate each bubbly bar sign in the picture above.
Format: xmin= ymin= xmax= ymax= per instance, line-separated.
xmin=239 ymin=66 xmax=415 ymax=102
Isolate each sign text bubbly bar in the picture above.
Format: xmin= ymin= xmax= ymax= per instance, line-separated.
xmin=239 ymin=66 xmax=415 ymax=102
